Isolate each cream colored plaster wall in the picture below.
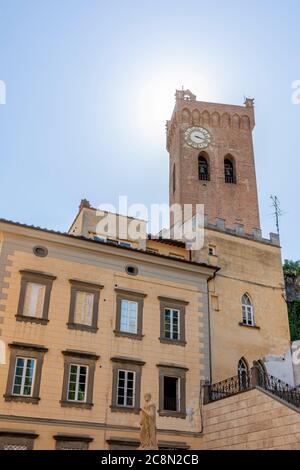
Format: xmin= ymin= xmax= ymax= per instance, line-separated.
xmin=0 ymin=226 xmax=211 ymax=448
xmin=194 ymin=228 xmax=290 ymax=382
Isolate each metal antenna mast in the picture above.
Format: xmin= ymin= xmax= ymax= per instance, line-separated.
xmin=270 ymin=195 xmax=282 ymax=235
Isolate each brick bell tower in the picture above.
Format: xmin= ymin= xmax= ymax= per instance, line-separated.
xmin=166 ymin=89 xmax=260 ymax=234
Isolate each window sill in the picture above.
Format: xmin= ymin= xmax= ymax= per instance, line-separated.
xmin=159 ymin=337 xmax=186 ymax=346
xmin=158 ymin=410 xmax=186 ymax=419
xmin=113 ymin=330 xmax=144 ymax=340
xmin=239 ymin=322 xmax=260 ymax=330
xmin=67 ymin=322 xmax=98 ymax=333
xmin=15 ymin=315 xmax=49 ymax=325
xmin=4 ymin=394 xmax=40 ymax=404
xmin=60 ymin=400 xmax=93 ymax=409
xmin=110 ymin=405 xmax=140 ymax=415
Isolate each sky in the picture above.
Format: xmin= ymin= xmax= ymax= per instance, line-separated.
xmin=0 ymin=0 xmax=299 ymax=260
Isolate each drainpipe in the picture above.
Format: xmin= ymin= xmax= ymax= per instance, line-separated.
xmin=207 ymin=267 xmax=220 ymax=384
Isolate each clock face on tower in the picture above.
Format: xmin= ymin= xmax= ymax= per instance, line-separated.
xmin=184 ymin=126 xmax=212 ymax=149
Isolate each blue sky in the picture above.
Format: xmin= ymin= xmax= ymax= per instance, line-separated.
xmin=0 ymin=0 xmax=299 ymax=259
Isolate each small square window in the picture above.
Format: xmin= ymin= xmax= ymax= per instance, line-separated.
xmin=208 ymin=246 xmax=216 ymax=256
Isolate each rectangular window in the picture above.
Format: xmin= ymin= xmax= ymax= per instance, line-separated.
xmin=120 ymin=300 xmax=138 ymax=334
xmin=67 ymin=364 xmax=88 ymax=402
xmin=74 ymin=291 xmax=94 ymax=326
xmin=23 ymin=283 xmax=46 ymax=318
xmin=117 ymin=369 xmax=135 ymax=407
xmin=12 ymin=357 xmax=36 ymax=397
xmin=163 ymin=376 xmax=180 ymax=411
xmin=164 ymin=308 xmax=180 ymax=340
xmin=242 ymin=305 xmax=253 ymax=326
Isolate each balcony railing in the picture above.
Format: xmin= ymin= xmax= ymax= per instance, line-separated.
xmin=261 ymin=374 xmax=300 ymax=408
xmin=206 ymin=371 xmax=300 ymax=409
xmin=208 ymin=374 xmax=251 ymax=402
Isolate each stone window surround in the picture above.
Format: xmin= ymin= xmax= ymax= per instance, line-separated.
xmin=157 ymin=363 xmax=188 ymax=419
xmin=60 ymin=350 xmax=100 ymax=409
xmin=67 ymin=279 xmax=103 ymax=333
xmin=54 ymin=433 xmax=93 ymax=450
xmin=16 ymin=270 xmax=56 ymax=325
xmin=158 ymin=296 xmax=189 ymax=346
xmin=110 ymin=356 xmax=145 ymax=414
xmin=4 ymin=342 xmax=48 ymax=404
xmin=0 ymin=430 xmax=39 ymax=450
xmin=114 ymin=288 xmax=147 ymax=340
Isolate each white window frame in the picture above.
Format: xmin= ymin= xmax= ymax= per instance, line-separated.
xmin=164 ymin=308 xmax=180 ymax=340
xmin=117 ymin=369 xmax=136 ymax=408
xmin=242 ymin=294 xmax=254 ymax=326
xmin=12 ymin=357 xmax=36 ymax=397
xmin=74 ymin=290 xmax=95 ymax=326
xmin=67 ymin=363 xmax=88 ymax=402
xmin=120 ymin=299 xmax=138 ymax=334
xmin=24 ymin=282 xmax=46 ymax=318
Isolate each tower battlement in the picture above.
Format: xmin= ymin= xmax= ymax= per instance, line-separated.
xmin=167 ymin=89 xmax=260 ymax=234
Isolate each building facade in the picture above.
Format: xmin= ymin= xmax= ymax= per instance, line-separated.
xmin=0 ymin=90 xmax=294 ymax=449
xmin=0 ymin=217 xmax=215 ymax=450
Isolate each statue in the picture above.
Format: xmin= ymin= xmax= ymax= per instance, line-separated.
xmin=138 ymin=393 xmax=158 ymax=450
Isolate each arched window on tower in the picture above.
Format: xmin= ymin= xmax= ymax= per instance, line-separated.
xmin=238 ymin=358 xmax=250 ymax=390
xmin=198 ymin=154 xmax=210 ymax=181
xmin=242 ymin=293 xmax=254 ymax=326
xmin=224 ymin=157 xmax=236 ymax=183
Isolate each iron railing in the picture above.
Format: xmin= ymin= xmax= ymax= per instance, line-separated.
xmin=260 ymin=374 xmax=300 ymax=408
xmin=225 ymin=175 xmax=236 ymax=184
xmin=207 ymin=371 xmax=300 ymax=409
xmin=208 ymin=374 xmax=251 ymax=402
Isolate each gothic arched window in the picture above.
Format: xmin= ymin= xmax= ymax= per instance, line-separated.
xmin=242 ymin=293 xmax=254 ymax=326
xmin=198 ymin=155 xmax=210 ymax=181
xmin=224 ymin=158 xmax=236 ymax=183
xmin=253 ymin=360 xmax=267 ymax=387
xmin=238 ymin=358 xmax=249 ymax=390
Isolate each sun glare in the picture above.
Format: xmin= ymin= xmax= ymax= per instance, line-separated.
xmin=128 ymin=61 xmax=217 ymax=146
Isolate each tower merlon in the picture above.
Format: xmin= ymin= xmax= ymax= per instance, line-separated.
xmin=166 ymin=89 xmax=255 ymax=151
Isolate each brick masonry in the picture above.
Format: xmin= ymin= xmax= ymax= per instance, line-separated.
xmin=167 ymin=91 xmax=260 ymax=234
